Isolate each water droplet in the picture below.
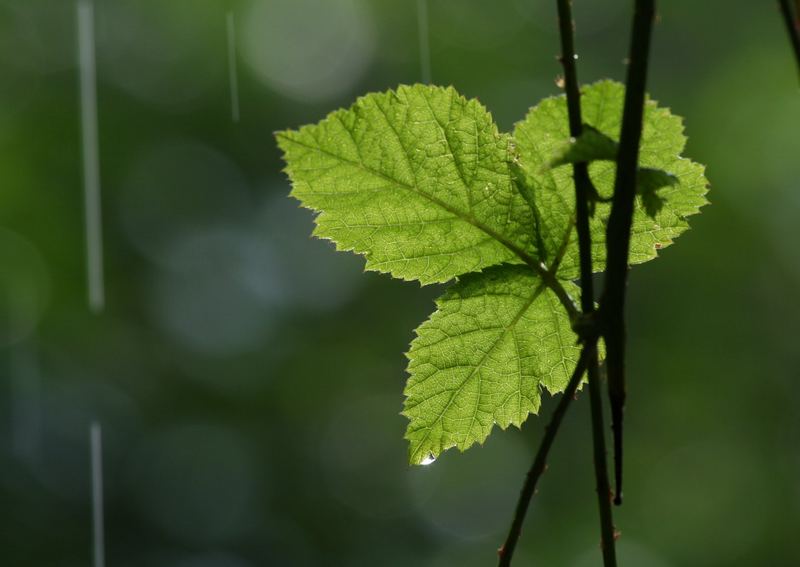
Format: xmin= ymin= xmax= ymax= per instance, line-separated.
xmin=420 ymin=454 xmax=436 ymax=466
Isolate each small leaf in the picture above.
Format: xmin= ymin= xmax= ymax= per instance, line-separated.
xmin=403 ymin=265 xmax=581 ymax=464
xmin=509 ymin=158 xmax=537 ymax=211
xmin=549 ymin=125 xmax=618 ymax=169
xmin=637 ymin=168 xmax=678 ymax=218
xmin=513 ymin=80 xmax=709 ymax=280
xmin=277 ymin=84 xmax=540 ymax=285
xmin=509 ymin=158 xmax=549 ymax=262
xmin=546 ymin=126 xmax=679 ymax=219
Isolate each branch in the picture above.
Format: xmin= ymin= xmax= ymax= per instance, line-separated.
xmin=586 ymin=344 xmax=618 ymax=562
xmin=601 ymin=0 xmax=657 ymax=507
xmin=779 ymin=0 xmax=800 ymax=74
xmin=557 ymin=0 xmax=619 ymax=562
xmin=497 ymin=343 xmax=592 ymax=567
xmin=556 ymin=2 xmax=597 ymax=298
xmin=498 ymin=2 xmax=619 ymax=565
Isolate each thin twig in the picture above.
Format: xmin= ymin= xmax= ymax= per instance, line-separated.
xmin=778 ymin=0 xmax=800 ymax=74
xmin=498 ymin=1 xmax=619 ymax=564
xmin=556 ymin=0 xmax=618 ymax=562
xmin=601 ymin=0 xmax=657 ymax=507
xmin=498 ymin=343 xmax=593 ymax=567
xmin=585 ymin=346 xmax=617 ymax=559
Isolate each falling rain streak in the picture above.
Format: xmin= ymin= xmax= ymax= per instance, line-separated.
xmin=76 ymin=0 xmax=105 ymax=312
xmin=227 ymin=11 xmax=241 ymax=122
xmin=416 ymin=0 xmax=432 ymax=84
xmin=90 ymin=422 xmax=106 ymax=567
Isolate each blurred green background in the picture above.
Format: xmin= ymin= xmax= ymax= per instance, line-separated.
xmin=1 ymin=0 xmax=799 ymax=565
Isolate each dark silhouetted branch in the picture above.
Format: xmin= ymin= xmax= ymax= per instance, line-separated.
xmin=499 ymin=1 xmax=619 ymax=564
xmin=498 ymin=344 xmax=593 ymax=567
xmin=601 ymin=0 xmax=657 ymax=507
xmin=556 ymin=0 xmax=619 ymax=562
xmin=779 ymin=0 xmax=800 ymax=74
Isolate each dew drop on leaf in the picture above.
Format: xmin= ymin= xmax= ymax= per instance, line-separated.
xmin=420 ymin=454 xmax=436 ymax=466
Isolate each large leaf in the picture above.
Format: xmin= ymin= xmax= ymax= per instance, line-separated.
xmin=513 ymin=80 xmax=709 ymax=280
xmin=403 ymin=265 xmax=581 ymax=464
xmin=277 ymin=84 xmax=539 ymax=285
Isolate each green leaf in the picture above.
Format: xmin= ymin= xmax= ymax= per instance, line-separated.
xmin=279 ymin=81 xmax=707 ymax=465
xmin=513 ymin=80 xmax=709 ymax=280
xmin=637 ymin=168 xmax=679 ymax=218
xmin=546 ymin=125 xmax=681 ymax=219
xmin=277 ymin=84 xmax=539 ymax=285
xmin=403 ymin=265 xmax=582 ymax=464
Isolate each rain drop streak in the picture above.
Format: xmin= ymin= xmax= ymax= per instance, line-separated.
xmin=90 ymin=421 xmax=106 ymax=567
xmin=227 ymin=10 xmax=241 ymax=123
xmin=416 ymin=0 xmax=432 ymax=84
xmin=76 ymin=0 xmax=105 ymax=313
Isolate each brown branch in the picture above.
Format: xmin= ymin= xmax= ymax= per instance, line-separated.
xmin=498 ymin=1 xmax=619 ymax=564
xmin=600 ymin=0 xmax=657 ymax=507
xmin=556 ymin=0 xmax=619 ymax=561
xmin=497 ymin=344 xmax=593 ymax=567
